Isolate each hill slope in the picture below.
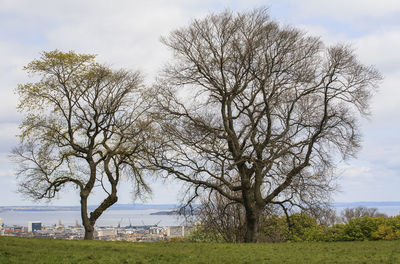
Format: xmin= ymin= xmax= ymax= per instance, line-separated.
xmin=1 ymin=237 xmax=400 ymax=263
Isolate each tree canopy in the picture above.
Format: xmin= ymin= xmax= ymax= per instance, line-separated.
xmin=12 ymin=50 xmax=152 ymax=239
xmin=150 ymin=8 xmax=382 ymax=242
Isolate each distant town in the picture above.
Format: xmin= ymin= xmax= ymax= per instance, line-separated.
xmin=1 ymin=202 xmax=400 ymax=242
xmin=0 ymin=204 xmax=196 ymax=241
xmin=0 ymin=218 xmax=193 ymax=241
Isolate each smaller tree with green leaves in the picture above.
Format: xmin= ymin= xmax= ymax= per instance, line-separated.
xmin=12 ymin=50 xmax=153 ymax=239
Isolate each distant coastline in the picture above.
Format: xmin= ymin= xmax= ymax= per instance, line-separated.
xmin=0 ymin=204 xmax=178 ymax=212
xmin=150 ymin=211 xmax=178 ymax=216
xmin=1 ymin=202 xmax=400 ymax=213
xmin=333 ymin=201 xmax=400 ymax=207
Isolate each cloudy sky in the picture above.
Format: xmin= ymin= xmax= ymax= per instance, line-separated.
xmin=0 ymin=0 xmax=399 ymax=206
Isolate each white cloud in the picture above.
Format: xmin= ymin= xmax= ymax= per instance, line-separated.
xmin=339 ymin=165 xmax=374 ymax=180
xmin=0 ymin=42 xmax=31 ymax=123
xmin=354 ymin=30 xmax=400 ymax=72
xmin=0 ymin=123 xmax=19 ymax=152
xmin=336 ymin=161 xmax=400 ymax=202
xmin=287 ymin=0 xmax=400 ymax=20
xmin=370 ymin=74 xmax=400 ymax=119
xmin=0 ymin=169 xmax=14 ymax=179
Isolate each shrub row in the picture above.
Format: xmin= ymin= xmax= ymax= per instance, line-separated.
xmin=187 ymin=213 xmax=400 ymax=242
xmin=260 ymin=213 xmax=400 ymax=242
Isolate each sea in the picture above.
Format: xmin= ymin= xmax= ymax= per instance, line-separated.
xmin=0 ymin=209 xmax=184 ymax=227
xmin=1 ymin=202 xmax=400 ymax=228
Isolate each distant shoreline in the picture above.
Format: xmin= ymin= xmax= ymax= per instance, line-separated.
xmin=333 ymin=201 xmax=400 ymax=207
xmin=1 ymin=202 xmax=400 ymax=213
xmin=0 ymin=204 xmax=178 ymax=212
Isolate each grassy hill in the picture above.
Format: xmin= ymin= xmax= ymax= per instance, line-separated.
xmin=1 ymin=236 xmax=400 ymax=263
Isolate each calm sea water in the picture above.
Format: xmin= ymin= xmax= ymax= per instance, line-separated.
xmin=2 ymin=206 xmax=399 ymax=227
xmin=0 ymin=209 xmax=183 ymax=227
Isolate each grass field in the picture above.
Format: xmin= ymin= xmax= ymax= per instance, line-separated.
xmin=1 ymin=236 xmax=400 ymax=263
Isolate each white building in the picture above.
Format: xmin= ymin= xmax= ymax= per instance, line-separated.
xmin=28 ymin=221 xmax=42 ymax=232
xmin=165 ymin=226 xmax=192 ymax=237
xmin=96 ymin=228 xmax=117 ymax=237
xmin=149 ymin=226 xmax=164 ymax=234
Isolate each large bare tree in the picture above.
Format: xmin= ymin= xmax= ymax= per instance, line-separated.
xmin=150 ymin=8 xmax=381 ymax=242
xmin=12 ymin=50 xmax=152 ymax=239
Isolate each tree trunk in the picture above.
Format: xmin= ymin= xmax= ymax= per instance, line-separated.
xmin=244 ymin=204 xmax=260 ymax=243
xmin=84 ymin=224 xmax=95 ymax=240
xmin=80 ymin=192 xmax=95 ymax=240
xmin=78 ymin=180 xmax=119 ymax=240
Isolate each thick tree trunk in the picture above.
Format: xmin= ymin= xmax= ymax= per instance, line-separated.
xmin=244 ymin=204 xmax=260 ymax=243
xmin=241 ymin=170 xmax=262 ymax=243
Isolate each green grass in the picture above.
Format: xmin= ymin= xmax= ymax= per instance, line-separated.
xmin=1 ymin=237 xmax=400 ymax=264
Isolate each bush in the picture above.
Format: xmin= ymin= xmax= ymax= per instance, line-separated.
xmin=371 ymin=215 xmax=400 ymax=240
xmin=341 ymin=216 xmax=386 ymax=241
xmin=372 ymin=224 xmax=399 ymax=240
xmin=286 ymin=213 xmax=325 ymax=242
xmin=260 ymin=215 xmax=289 ymax=242
xmin=185 ymin=224 xmax=224 ymax=242
xmin=261 ymin=213 xmax=400 ymax=242
xmin=322 ymin=224 xmax=346 ymax=242
xmin=191 ymin=209 xmax=400 ymax=243
xmin=260 ymin=213 xmax=325 ymax=242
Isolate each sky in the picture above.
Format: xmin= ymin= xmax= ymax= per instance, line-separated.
xmin=0 ymin=0 xmax=399 ymax=206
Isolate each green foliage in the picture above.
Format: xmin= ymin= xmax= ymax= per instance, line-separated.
xmin=260 ymin=214 xmax=289 ymax=242
xmin=341 ymin=216 xmax=386 ymax=241
xmin=167 ymin=237 xmax=187 ymax=243
xmin=322 ymin=224 xmax=347 ymax=242
xmin=260 ymin=213 xmax=400 ymax=242
xmin=333 ymin=216 xmax=400 ymax=241
xmin=372 ymin=224 xmax=400 ymax=240
xmin=371 ymin=215 xmax=400 ymax=240
xmin=14 ymin=50 xmax=151 ymax=239
xmin=17 ymin=50 xmax=98 ymax=114
xmin=1 ymin=237 xmax=400 ymax=264
xmin=260 ymin=213 xmax=326 ymax=242
xmin=185 ymin=224 xmax=224 ymax=242
xmin=286 ymin=213 xmax=325 ymax=242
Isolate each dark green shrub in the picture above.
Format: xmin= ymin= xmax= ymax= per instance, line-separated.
xmin=260 ymin=213 xmax=400 ymax=242
xmin=371 ymin=215 xmax=400 ymax=240
xmin=341 ymin=216 xmax=386 ymax=241
xmin=322 ymin=224 xmax=346 ymax=242
xmin=186 ymin=224 xmax=224 ymax=242
xmin=260 ymin=215 xmax=289 ymax=242
xmin=372 ymin=224 xmax=400 ymax=240
xmin=195 ymin=211 xmax=400 ymax=243
xmin=286 ymin=213 xmax=325 ymax=242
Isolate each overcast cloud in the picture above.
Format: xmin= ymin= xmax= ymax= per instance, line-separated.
xmin=0 ymin=0 xmax=399 ymax=205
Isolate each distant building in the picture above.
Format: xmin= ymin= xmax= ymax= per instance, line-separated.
xmin=0 ymin=217 xmax=3 ymax=228
xmin=28 ymin=221 xmax=42 ymax=232
xmin=165 ymin=226 xmax=192 ymax=237
xmin=4 ymin=226 xmax=23 ymax=233
xmin=96 ymin=228 xmax=117 ymax=238
xmin=149 ymin=226 xmax=164 ymax=234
